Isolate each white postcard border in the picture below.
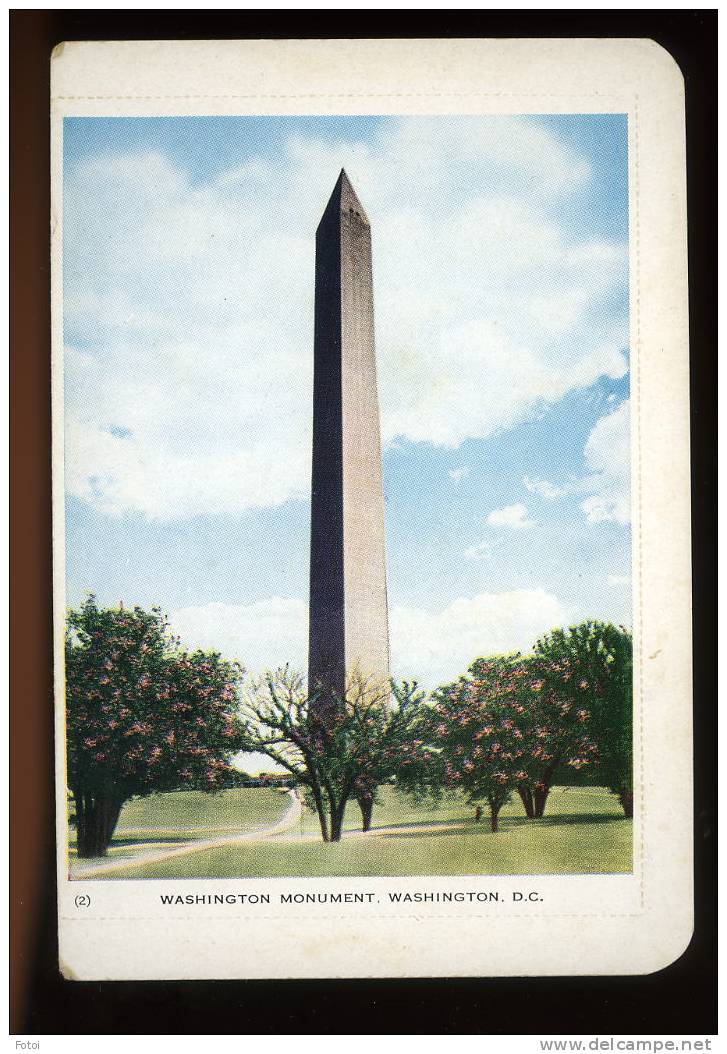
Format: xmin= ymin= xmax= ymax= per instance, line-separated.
xmin=51 ymin=37 xmax=692 ymax=979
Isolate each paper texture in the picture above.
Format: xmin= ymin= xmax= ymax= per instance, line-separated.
xmin=51 ymin=37 xmax=692 ymax=979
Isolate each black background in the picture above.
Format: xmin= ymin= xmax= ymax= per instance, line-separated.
xmin=10 ymin=8 xmax=717 ymax=1036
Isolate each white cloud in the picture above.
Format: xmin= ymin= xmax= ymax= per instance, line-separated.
xmin=391 ymin=589 xmax=568 ymax=687
xmin=523 ymin=475 xmax=565 ymax=500
xmin=171 ymin=587 xmax=568 ymax=691
xmin=171 ymin=597 xmax=308 ymax=671
xmin=580 ymin=399 xmax=631 ymax=524
xmin=607 ymin=574 xmax=631 ymax=587
xmin=486 ymin=503 xmax=536 ymax=530
xmin=464 ymin=540 xmax=493 ymax=561
xmin=519 ymin=401 xmax=631 ymax=526
xmin=449 ymin=466 xmax=470 ymax=483
xmin=64 ymin=117 xmax=628 ymax=520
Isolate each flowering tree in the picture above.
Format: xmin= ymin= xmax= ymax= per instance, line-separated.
xmin=239 ymin=669 xmax=428 ymax=842
xmin=466 ymin=653 xmax=599 ymax=819
xmin=421 ymin=657 xmax=524 ymax=830
xmin=66 ymin=597 xmax=246 ymax=857
xmin=534 ymin=622 xmax=633 ymax=816
xmin=397 ymin=627 xmax=625 ymax=827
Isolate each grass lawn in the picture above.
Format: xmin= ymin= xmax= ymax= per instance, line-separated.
xmin=68 ymin=787 xmax=289 ymax=857
xmin=95 ymin=785 xmax=632 ymax=878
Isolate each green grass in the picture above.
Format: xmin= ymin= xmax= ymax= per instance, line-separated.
xmin=291 ymin=783 xmax=625 ymax=835
xmin=291 ymin=786 xmax=470 ymax=836
xmin=68 ymin=788 xmax=289 ymax=856
xmin=93 ymin=785 xmax=632 ymax=879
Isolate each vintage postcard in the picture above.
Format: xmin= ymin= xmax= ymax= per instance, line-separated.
xmin=51 ymin=38 xmax=692 ymax=979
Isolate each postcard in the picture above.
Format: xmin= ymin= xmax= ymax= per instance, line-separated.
xmin=51 ymin=37 xmax=692 ymax=979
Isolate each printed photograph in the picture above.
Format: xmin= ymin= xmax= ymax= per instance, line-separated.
xmin=62 ymin=113 xmax=633 ymax=881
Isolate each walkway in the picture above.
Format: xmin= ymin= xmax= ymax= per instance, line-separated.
xmin=71 ymin=789 xmax=303 ymax=879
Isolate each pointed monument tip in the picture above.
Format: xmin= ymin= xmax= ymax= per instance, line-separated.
xmin=318 ymin=168 xmax=370 ymax=228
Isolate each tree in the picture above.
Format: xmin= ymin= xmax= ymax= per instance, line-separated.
xmin=66 ymin=596 xmax=246 ymax=857
xmin=465 ymin=652 xmax=600 ymax=819
xmin=534 ymin=622 xmax=633 ymax=817
xmin=424 ymin=659 xmax=529 ymax=831
xmin=350 ymin=677 xmax=432 ymax=831
xmin=239 ymin=669 xmax=428 ymax=842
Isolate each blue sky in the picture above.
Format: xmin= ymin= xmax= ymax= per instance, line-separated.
xmin=63 ymin=114 xmax=631 ymax=693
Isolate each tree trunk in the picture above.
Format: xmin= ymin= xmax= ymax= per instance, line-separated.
xmin=618 ymin=788 xmax=633 ymax=819
xmin=518 ymin=785 xmax=535 ymax=819
xmin=317 ymin=809 xmax=330 ymax=842
xmin=104 ymin=797 xmax=124 ymax=846
xmin=310 ymin=784 xmax=330 ymax=842
xmin=75 ymin=791 xmax=125 ymax=857
xmin=534 ymin=763 xmax=562 ymax=818
xmin=533 ymin=786 xmax=551 ymax=819
xmin=490 ymin=804 xmax=501 ymax=832
xmin=329 ymin=800 xmax=347 ymax=842
xmin=72 ymin=790 xmax=86 ymax=855
xmin=76 ymin=792 xmax=97 ymax=858
xmin=357 ymin=792 xmax=374 ymax=832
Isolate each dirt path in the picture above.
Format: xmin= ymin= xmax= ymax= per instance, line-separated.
xmin=71 ymin=801 xmax=470 ymax=879
xmin=71 ymin=789 xmax=303 ymax=879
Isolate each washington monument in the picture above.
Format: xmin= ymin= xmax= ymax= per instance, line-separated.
xmin=308 ymin=170 xmax=390 ymax=703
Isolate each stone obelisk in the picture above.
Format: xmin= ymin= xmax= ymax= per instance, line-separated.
xmin=308 ymin=170 xmax=390 ymax=704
